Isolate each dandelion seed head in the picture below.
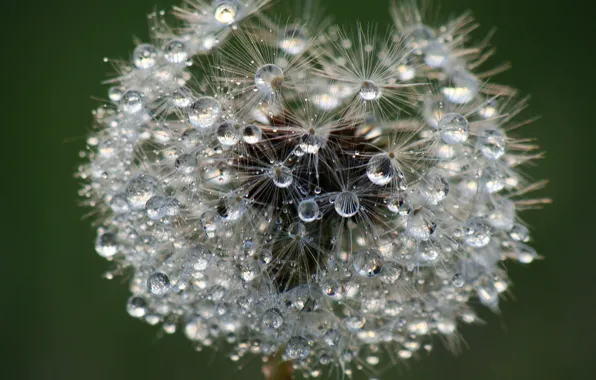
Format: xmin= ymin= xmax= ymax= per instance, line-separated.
xmin=78 ymin=0 xmax=548 ymax=377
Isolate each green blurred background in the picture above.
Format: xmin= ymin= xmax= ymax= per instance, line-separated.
xmin=3 ymin=0 xmax=595 ymax=379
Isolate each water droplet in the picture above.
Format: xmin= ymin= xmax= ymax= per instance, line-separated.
xmin=438 ymin=113 xmax=469 ymax=144
xmin=509 ymin=224 xmax=530 ymax=242
xmin=298 ymin=199 xmax=319 ymax=223
xmin=482 ymin=166 xmax=506 ymax=193
xmin=259 ymin=249 xmax=273 ymax=264
xmin=108 ymin=86 xmax=124 ymax=102
xmin=164 ymin=40 xmax=188 ymax=64
xmin=442 ymin=69 xmax=478 ymax=104
xmin=125 ymin=174 xmax=160 ymax=210
xmin=145 ymin=196 xmax=168 ymax=220
xmin=444 ymin=274 xmax=462 ymax=291
xmin=478 ymin=128 xmax=506 ymax=160
xmin=185 ymin=316 xmax=209 ymax=340
xmin=379 ymin=262 xmax=402 ymax=284
xmin=110 ymin=193 xmax=130 ymax=213
xmin=406 ymin=210 xmax=436 ymax=241
xmin=514 ymin=243 xmax=538 ymax=263
xmin=418 ymin=241 xmax=440 ymax=264
xmin=387 ymin=196 xmax=411 ymax=216
xmin=321 ymin=280 xmax=344 ymax=300
xmin=262 ymin=308 xmax=284 ymax=330
xmin=366 ymin=153 xmax=394 ymax=185
xmin=299 ymin=134 xmax=323 ymax=154
xmin=286 ymin=336 xmax=310 ymax=360
xmin=242 ymin=124 xmax=262 ymax=144
xmin=216 ymin=121 xmax=241 ymax=146
xmin=188 ymin=97 xmax=222 ymax=129
xmin=424 ymin=41 xmax=450 ymax=68
xmin=171 ymin=89 xmax=192 ymax=108
xmin=279 ymin=26 xmax=309 ymax=55
xmin=126 ymin=296 xmax=147 ymax=318
xmin=463 ymin=218 xmax=492 ymax=247
xmin=133 ymin=44 xmax=158 ymax=70
xmin=254 ymin=64 xmax=284 ymax=94
xmin=95 ymin=232 xmax=118 ymax=258
xmin=147 ymin=272 xmax=170 ymax=296
xmin=214 ymin=2 xmax=238 ymax=25
xmin=360 ymin=80 xmax=381 ymax=101
xmin=353 ymin=249 xmax=383 ymax=277
xmin=419 ymin=174 xmax=449 ymax=205
xmin=270 ymin=163 xmax=293 ymax=188
xmin=287 ymin=222 xmax=306 ymax=239
xmin=175 ymin=153 xmax=198 ymax=174
xmin=121 ymin=90 xmax=144 ymax=114
xmin=334 ymin=191 xmax=359 ymax=218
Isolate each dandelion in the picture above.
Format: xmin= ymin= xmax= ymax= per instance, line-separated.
xmin=78 ymin=1 xmax=548 ymax=379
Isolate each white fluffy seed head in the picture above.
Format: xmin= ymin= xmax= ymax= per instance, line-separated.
xmin=79 ymin=1 xmax=547 ymax=378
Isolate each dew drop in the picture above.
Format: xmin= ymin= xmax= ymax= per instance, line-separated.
xmin=366 ymin=153 xmax=394 ymax=185
xmin=279 ymin=27 xmax=309 ymax=55
xmin=509 ymin=224 xmax=530 ymax=243
xmin=419 ymin=174 xmax=449 ymax=205
xmin=188 ymin=97 xmax=222 ymax=129
xmin=262 ymin=308 xmax=284 ymax=330
xmin=214 ymin=2 xmax=238 ymax=25
xmin=147 ymin=272 xmax=170 ymax=296
xmin=216 ymin=122 xmax=241 ymax=146
xmin=95 ymin=232 xmax=118 ymax=258
xmin=478 ymin=128 xmax=506 ymax=160
xmin=121 ymin=90 xmax=144 ymax=114
xmin=359 ymin=80 xmax=381 ymax=101
xmin=353 ymin=249 xmax=383 ymax=277
xmin=255 ymin=64 xmax=284 ymax=94
xmin=442 ymin=69 xmax=479 ymax=104
xmin=334 ymin=191 xmax=359 ymax=218
xmin=270 ymin=163 xmax=293 ymax=188
xmin=286 ymin=336 xmax=310 ymax=360
xmin=125 ymin=174 xmax=160 ymax=210
xmin=298 ymin=199 xmax=319 ymax=223
xmin=242 ymin=124 xmax=262 ymax=144
xmin=133 ymin=44 xmax=158 ymax=70
xmin=463 ymin=218 xmax=492 ymax=248
xmin=126 ymin=296 xmax=148 ymax=318
xmin=438 ymin=113 xmax=469 ymax=145
xmin=164 ymin=40 xmax=188 ymax=64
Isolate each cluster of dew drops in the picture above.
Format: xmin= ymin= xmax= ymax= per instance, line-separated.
xmin=78 ymin=0 xmax=547 ymax=378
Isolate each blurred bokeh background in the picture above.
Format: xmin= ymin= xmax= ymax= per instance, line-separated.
xmin=3 ymin=0 xmax=595 ymax=379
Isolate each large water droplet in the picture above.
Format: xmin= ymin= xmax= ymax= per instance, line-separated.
xmin=216 ymin=122 xmax=240 ymax=146
xmin=188 ymin=97 xmax=222 ymax=129
xmin=255 ymin=64 xmax=284 ymax=94
xmin=279 ymin=26 xmax=309 ymax=55
xmin=286 ymin=336 xmax=310 ymax=360
xmin=270 ymin=163 xmax=293 ymax=188
xmin=133 ymin=44 xmax=158 ymax=70
xmin=438 ymin=113 xmax=469 ymax=145
xmin=125 ymin=174 xmax=160 ymax=210
xmin=298 ymin=199 xmax=319 ymax=223
xmin=353 ymin=249 xmax=383 ymax=277
xmin=147 ymin=272 xmax=170 ymax=296
xmin=366 ymin=153 xmax=394 ymax=185
xmin=360 ymin=80 xmax=381 ymax=101
xmin=334 ymin=192 xmax=360 ymax=218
